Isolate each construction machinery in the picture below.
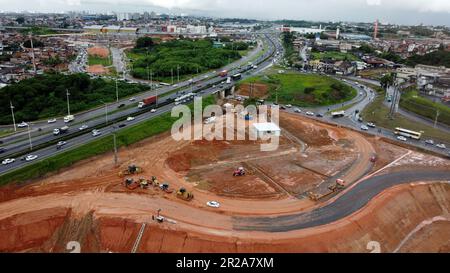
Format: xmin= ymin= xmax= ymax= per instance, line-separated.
xmin=177 ymin=188 xmax=194 ymax=201
xmin=118 ymin=165 xmax=143 ymax=177
xmin=124 ymin=178 xmax=139 ymax=190
xmin=309 ymin=179 xmax=346 ymax=201
xmin=139 ymin=178 xmax=149 ymax=189
xmin=233 ymin=167 xmax=246 ymax=177
xmin=160 ymin=183 xmax=174 ymax=193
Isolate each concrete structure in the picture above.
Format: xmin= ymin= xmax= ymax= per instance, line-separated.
xmin=252 ymin=123 xmax=281 ymax=139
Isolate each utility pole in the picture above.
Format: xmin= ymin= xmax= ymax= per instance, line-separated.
xmin=171 ymin=68 xmax=174 ymax=85
xmin=150 ymin=70 xmax=153 ymax=91
xmin=177 ymin=65 xmax=180 ymax=83
xmin=66 ymin=89 xmax=71 ymax=116
xmin=29 ymin=33 xmax=37 ymax=75
xmin=113 ymin=130 xmax=118 ymax=166
xmin=10 ymin=101 xmax=16 ymax=132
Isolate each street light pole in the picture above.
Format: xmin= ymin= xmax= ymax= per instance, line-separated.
xmin=10 ymin=101 xmax=16 ymax=132
xmin=27 ymin=124 xmax=33 ymax=150
xmin=115 ymin=75 xmax=119 ymax=103
xmin=177 ymin=65 xmax=180 ymax=83
xmin=66 ymin=89 xmax=71 ymax=116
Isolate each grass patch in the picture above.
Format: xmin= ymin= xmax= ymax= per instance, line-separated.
xmin=0 ymin=96 xmax=216 ymax=186
xmin=239 ymin=72 xmax=357 ymax=107
xmin=361 ymin=84 xmax=450 ymax=143
xmin=400 ymin=88 xmax=450 ymax=126
xmin=311 ymin=51 xmax=360 ymax=62
xmin=88 ymin=54 xmax=112 ymax=66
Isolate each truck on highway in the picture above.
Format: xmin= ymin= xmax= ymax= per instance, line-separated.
xmin=219 ymin=70 xmax=228 ymax=77
xmin=226 ymin=77 xmax=231 ymax=84
xmin=64 ymin=115 xmax=74 ymax=123
xmin=138 ymin=96 xmax=157 ymax=109
xmin=53 ymin=126 xmax=69 ymax=136
xmin=331 ymin=111 xmax=345 ymax=118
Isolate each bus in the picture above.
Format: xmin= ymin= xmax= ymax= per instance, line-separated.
xmin=394 ymin=128 xmax=422 ymax=140
xmin=232 ymin=73 xmax=242 ymax=81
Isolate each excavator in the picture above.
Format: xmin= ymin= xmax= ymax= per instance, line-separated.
xmin=118 ymin=165 xmax=143 ymax=177
xmin=177 ymin=187 xmax=194 ymax=201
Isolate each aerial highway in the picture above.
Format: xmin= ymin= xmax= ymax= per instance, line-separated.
xmin=0 ymin=32 xmax=283 ymax=175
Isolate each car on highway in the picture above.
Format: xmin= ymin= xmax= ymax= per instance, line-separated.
xmin=367 ymin=123 xmax=376 ymax=128
xmin=92 ymin=130 xmax=102 ymax=137
xmin=285 ymin=104 xmax=292 ymax=108
xmin=436 ymin=143 xmax=447 ymax=149
xmin=206 ymin=201 xmax=220 ymax=208
xmin=25 ymin=155 xmax=38 ymax=161
xmin=2 ymin=158 xmax=15 ymax=165
xmin=56 ymin=141 xmax=67 ymax=149
xmin=306 ymin=111 xmax=314 ymax=116
xmin=397 ymin=136 xmax=407 ymax=142
xmin=425 ymin=139 xmax=435 ymax=145
xmin=47 ymin=118 xmax=57 ymax=123
xmin=361 ymin=125 xmax=369 ymax=131
xmin=0 ymin=147 xmax=5 ymax=154
xmin=117 ymin=104 xmax=126 ymax=109
xmin=118 ymin=124 xmax=127 ymax=128
xmin=129 ymin=97 xmax=136 ymax=102
xmin=126 ymin=117 xmax=135 ymax=122
xmin=150 ymin=109 xmax=157 ymax=113
xmin=17 ymin=122 xmax=28 ymax=128
xmin=316 ymin=113 xmax=324 ymax=118
xmin=79 ymin=124 xmax=89 ymax=131
xmin=294 ymin=108 xmax=302 ymax=113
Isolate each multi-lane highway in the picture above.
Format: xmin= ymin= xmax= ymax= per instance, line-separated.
xmin=0 ymin=32 xmax=284 ymax=175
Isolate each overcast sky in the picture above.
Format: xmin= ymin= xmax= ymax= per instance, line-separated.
xmin=1 ymin=0 xmax=450 ymax=26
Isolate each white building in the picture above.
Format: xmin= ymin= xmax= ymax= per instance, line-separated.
xmin=252 ymin=123 xmax=281 ymax=139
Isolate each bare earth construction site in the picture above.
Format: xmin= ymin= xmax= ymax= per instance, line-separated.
xmin=0 ymin=111 xmax=449 ymax=253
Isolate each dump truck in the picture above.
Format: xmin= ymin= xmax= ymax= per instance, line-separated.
xmin=328 ymin=179 xmax=346 ymax=192
xmin=139 ymin=178 xmax=149 ymax=189
xmin=177 ymin=188 xmax=194 ymax=201
xmin=138 ymin=96 xmax=157 ymax=109
xmin=118 ymin=165 xmax=143 ymax=177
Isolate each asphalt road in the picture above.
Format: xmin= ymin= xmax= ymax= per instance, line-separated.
xmin=0 ymin=32 xmax=283 ymax=175
xmin=233 ymin=170 xmax=450 ymax=232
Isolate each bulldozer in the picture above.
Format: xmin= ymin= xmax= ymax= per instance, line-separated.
xmin=233 ymin=167 xmax=246 ymax=177
xmin=118 ymin=165 xmax=143 ymax=177
xmin=124 ymin=178 xmax=139 ymax=190
xmin=177 ymin=187 xmax=194 ymax=201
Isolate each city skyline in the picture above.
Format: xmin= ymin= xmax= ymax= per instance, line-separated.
xmin=0 ymin=0 xmax=449 ymax=26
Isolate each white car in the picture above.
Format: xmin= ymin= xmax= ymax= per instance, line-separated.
xmin=294 ymin=108 xmax=302 ymax=113
xmin=92 ymin=130 xmax=102 ymax=137
xmin=2 ymin=158 xmax=15 ymax=165
xmin=285 ymin=104 xmax=292 ymax=108
xmin=79 ymin=124 xmax=89 ymax=131
xmin=129 ymin=97 xmax=136 ymax=102
xmin=17 ymin=122 xmax=28 ymax=128
xmin=306 ymin=111 xmax=314 ymax=116
xmin=126 ymin=117 xmax=135 ymax=122
xmin=25 ymin=155 xmax=38 ymax=161
xmin=436 ymin=143 xmax=447 ymax=149
xmin=150 ymin=109 xmax=157 ymax=113
xmin=425 ymin=139 xmax=435 ymax=145
xmin=367 ymin=123 xmax=376 ymax=128
xmin=206 ymin=201 xmax=220 ymax=208
xmin=57 ymin=141 xmax=67 ymax=147
xmin=47 ymin=118 xmax=57 ymax=124
xmin=397 ymin=136 xmax=407 ymax=142
xmin=361 ymin=125 xmax=369 ymax=131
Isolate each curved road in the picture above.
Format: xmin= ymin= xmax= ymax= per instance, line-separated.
xmin=233 ymin=170 xmax=450 ymax=232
